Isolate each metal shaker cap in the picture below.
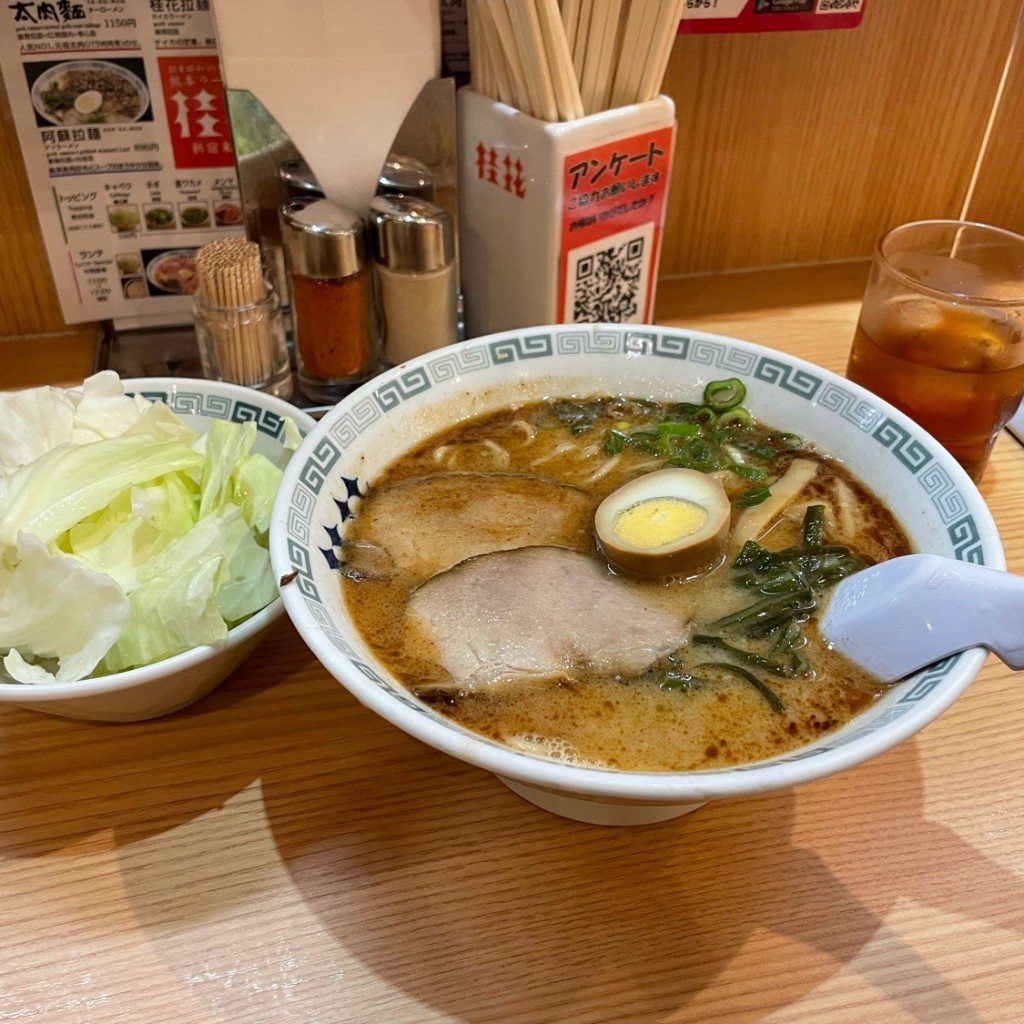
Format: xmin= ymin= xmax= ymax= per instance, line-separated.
xmin=369 ymin=195 xmax=454 ymax=274
xmin=278 ymin=157 xmax=324 ymax=199
xmin=377 ymin=154 xmax=434 ymax=201
xmin=279 ymin=197 xmax=366 ymax=279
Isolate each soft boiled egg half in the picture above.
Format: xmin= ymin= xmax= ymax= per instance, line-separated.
xmin=73 ymin=90 xmax=104 ymax=116
xmin=595 ymin=468 xmax=731 ymax=578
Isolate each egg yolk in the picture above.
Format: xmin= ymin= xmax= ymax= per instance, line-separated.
xmin=74 ymin=90 xmax=104 ymax=114
xmin=613 ymin=497 xmax=709 ymax=549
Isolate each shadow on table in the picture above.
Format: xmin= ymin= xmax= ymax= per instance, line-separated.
xmin=0 ymin=617 xmax=312 ymax=857
xmin=3 ymin=624 xmax=1018 ymax=1023
xmin=254 ymin=695 xmax=1022 ymax=1024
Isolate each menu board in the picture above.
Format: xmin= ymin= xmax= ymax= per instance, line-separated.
xmin=0 ymin=0 xmax=240 ymax=326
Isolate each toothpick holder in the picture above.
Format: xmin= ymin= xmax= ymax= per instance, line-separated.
xmin=193 ymin=284 xmax=293 ymax=400
xmin=457 ymin=87 xmax=676 ymax=338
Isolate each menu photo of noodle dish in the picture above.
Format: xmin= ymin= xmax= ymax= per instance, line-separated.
xmin=0 ymin=0 xmax=242 ymax=326
xmin=25 ymin=57 xmax=152 ymax=128
xmin=141 ymin=248 xmax=200 ymax=297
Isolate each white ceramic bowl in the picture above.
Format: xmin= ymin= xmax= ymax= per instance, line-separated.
xmin=270 ymin=325 xmax=1001 ymax=825
xmin=0 ymin=377 xmax=315 ymax=723
xmin=31 ymin=59 xmax=151 ymax=127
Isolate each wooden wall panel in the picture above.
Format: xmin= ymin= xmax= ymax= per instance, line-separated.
xmin=2 ymin=3 xmax=1023 ymax=345
xmin=964 ymin=11 xmax=1024 ymax=234
xmin=659 ymin=0 xmax=1024 ymax=276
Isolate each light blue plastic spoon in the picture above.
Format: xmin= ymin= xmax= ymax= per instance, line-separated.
xmin=818 ymin=553 xmax=1024 ymax=682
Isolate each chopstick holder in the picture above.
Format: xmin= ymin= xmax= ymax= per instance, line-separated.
xmin=460 ymin=0 xmax=682 ymax=336
xmin=457 ymin=88 xmax=676 ymax=338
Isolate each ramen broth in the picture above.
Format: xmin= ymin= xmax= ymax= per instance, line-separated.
xmin=341 ymin=398 xmax=912 ymax=772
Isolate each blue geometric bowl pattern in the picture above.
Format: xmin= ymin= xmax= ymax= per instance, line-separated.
xmin=129 ymin=386 xmax=292 ymax=441
xmin=279 ymin=325 xmax=994 ymax=773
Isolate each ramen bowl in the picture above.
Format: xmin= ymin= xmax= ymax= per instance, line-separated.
xmin=0 ymin=377 xmax=315 ymax=722
xmin=146 ymin=249 xmax=199 ymax=295
xmin=31 ymin=59 xmax=150 ymax=127
xmin=270 ymin=324 xmax=1000 ymax=825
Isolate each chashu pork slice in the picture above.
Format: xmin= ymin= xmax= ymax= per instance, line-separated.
xmin=407 ymin=546 xmax=691 ymax=691
xmin=350 ymin=472 xmax=592 ymax=581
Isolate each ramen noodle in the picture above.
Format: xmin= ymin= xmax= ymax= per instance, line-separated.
xmin=340 ymin=394 xmax=912 ymax=773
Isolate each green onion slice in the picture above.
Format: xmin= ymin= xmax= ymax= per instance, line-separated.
xmin=733 ymin=486 xmax=771 ymax=507
xmin=703 ymin=378 xmax=746 ymax=413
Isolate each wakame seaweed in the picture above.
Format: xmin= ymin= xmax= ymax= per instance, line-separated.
xmin=651 ymin=505 xmax=866 ymax=713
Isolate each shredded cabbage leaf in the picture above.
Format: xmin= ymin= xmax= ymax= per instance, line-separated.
xmin=0 ymin=371 xmax=294 ymax=685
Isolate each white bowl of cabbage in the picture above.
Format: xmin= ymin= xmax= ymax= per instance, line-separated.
xmin=270 ymin=324 xmax=1000 ymax=825
xmin=0 ymin=372 xmax=314 ymax=721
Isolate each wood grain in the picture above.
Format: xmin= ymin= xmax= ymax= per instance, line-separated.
xmin=964 ymin=7 xmax=1024 ymax=234
xmin=659 ymin=0 xmax=1024 ymax=275
xmin=1 ymin=264 xmax=1022 ymax=1023
xmin=0 ymin=327 xmax=100 ymax=388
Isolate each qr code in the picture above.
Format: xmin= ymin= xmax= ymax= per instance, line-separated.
xmin=564 ymin=224 xmax=654 ymax=324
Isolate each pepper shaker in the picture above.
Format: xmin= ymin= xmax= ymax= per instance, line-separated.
xmin=370 ymin=194 xmax=458 ymax=366
xmin=377 ymin=154 xmax=434 ymax=201
xmin=279 ymin=197 xmax=381 ymax=403
xmin=278 ymin=157 xmax=324 ymax=200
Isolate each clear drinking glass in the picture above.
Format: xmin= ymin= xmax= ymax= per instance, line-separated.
xmin=846 ymin=219 xmax=1024 ymax=482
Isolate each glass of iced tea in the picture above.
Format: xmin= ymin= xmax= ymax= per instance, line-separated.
xmin=846 ymin=219 xmax=1024 ymax=482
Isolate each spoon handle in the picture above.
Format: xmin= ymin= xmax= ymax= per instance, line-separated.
xmin=821 ymin=553 xmax=1024 ymax=680
xmin=942 ymin=559 xmax=1024 ymax=670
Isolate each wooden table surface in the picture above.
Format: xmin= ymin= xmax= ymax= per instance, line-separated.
xmin=2 ymin=265 xmax=1023 ymax=1023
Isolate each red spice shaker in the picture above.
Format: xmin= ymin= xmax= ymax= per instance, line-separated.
xmin=279 ymin=196 xmax=381 ymax=404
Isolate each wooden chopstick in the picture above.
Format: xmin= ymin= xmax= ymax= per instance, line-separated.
xmin=506 ymin=0 xmax=559 ymax=122
xmin=610 ymin=0 xmax=656 ymax=107
xmin=479 ymin=0 xmax=533 ymax=114
xmin=468 ymin=0 xmax=681 ymax=120
xmin=536 ymin=0 xmax=585 ymax=120
xmin=637 ymin=0 xmax=684 ymax=102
